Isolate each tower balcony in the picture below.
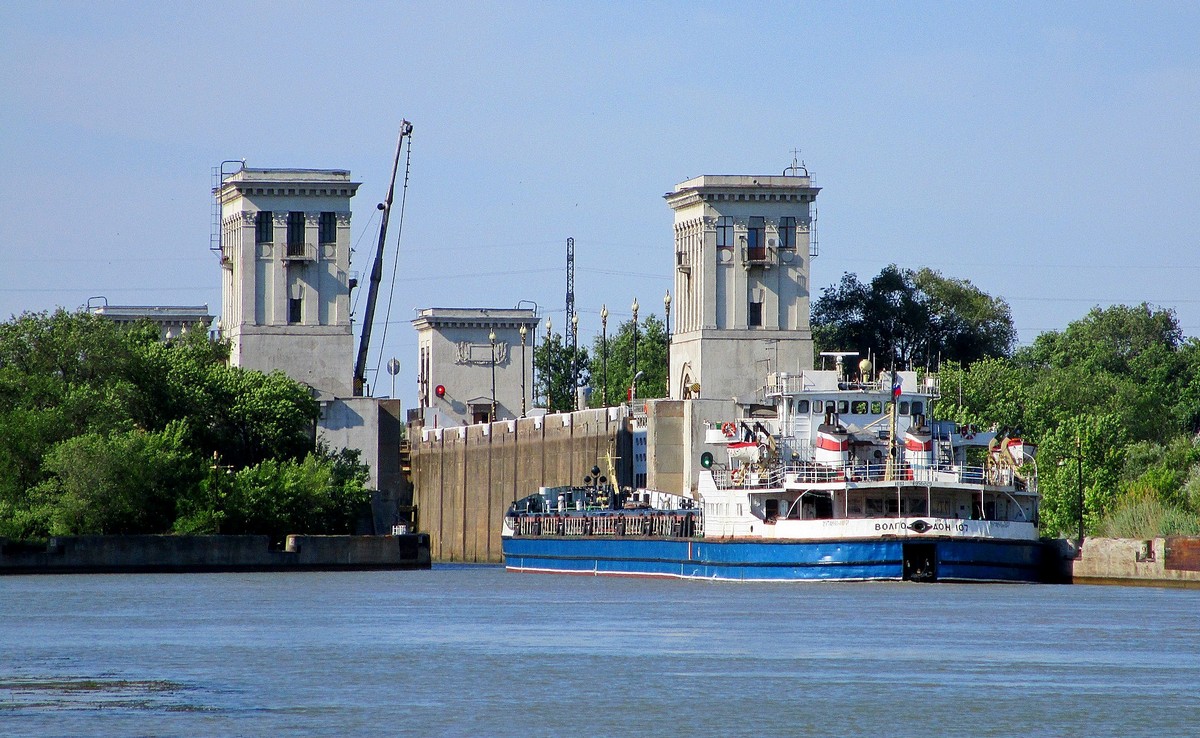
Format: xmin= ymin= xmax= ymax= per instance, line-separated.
xmin=283 ymin=242 xmax=316 ymax=261
xmin=742 ymin=244 xmax=775 ymax=267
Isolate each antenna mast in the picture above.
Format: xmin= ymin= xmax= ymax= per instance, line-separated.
xmin=565 ymin=236 xmax=575 ymax=347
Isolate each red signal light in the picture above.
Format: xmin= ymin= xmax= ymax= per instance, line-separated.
xmin=435 ymin=384 xmax=446 ymax=398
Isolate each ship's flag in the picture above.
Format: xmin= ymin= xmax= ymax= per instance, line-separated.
xmin=892 ymin=372 xmax=902 ymax=397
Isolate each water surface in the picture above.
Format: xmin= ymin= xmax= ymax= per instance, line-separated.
xmin=1 ymin=566 xmax=1197 ymax=736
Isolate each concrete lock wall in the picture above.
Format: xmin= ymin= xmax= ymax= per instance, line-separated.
xmin=411 ymin=406 xmax=631 ymax=563
xmin=1065 ymin=537 xmax=1200 ymax=587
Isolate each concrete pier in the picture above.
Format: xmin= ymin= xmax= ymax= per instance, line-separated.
xmin=0 ymin=534 xmax=431 ymax=574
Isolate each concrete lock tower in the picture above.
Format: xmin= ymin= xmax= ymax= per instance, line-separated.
xmin=664 ymin=165 xmax=820 ymax=405
xmin=215 ymin=168 xmax=361 ymax=399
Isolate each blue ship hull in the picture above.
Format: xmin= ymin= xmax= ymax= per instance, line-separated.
xmin=502 ymin=536 xmax=1044 ymax=583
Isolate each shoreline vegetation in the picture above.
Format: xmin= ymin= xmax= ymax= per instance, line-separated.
xmin=0 ymin=310 xmax=371 ymax=543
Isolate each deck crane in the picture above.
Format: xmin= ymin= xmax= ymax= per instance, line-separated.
xmin=354 ymin=120 xmax=413 ymax=396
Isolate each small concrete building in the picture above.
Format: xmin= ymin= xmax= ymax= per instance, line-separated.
xmin=215 ymin=168 xmax=359 ymax=400
xmin=412 ymin=308 xmax=540 ymax=426
xmin=664 ymin=170 xmax=820 ymax=405
xmin=90 ymin=304 xmax=214 ymax=341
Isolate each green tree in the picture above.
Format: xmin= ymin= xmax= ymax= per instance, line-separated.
xmin=1036 ymin=414 xmax=1127 ymax=538
xmin=812 ymin=265 xmax=1015 ymax=369
xmin=533 ymin=332 xmax=590 ymax=412
xmin=589 ymin=314 xmax=667 ymax=406
xmin=1015 ymin=304 xmax=1192 ymax=443
xmin=214 ymin=446 xmax=371 ymax=541
xmin=0 ymin=309 xmax=353 ymax=540
xmin=29 ymin=421 xmax=203 ymax=536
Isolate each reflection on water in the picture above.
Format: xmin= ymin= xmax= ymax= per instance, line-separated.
xmin=1 ymin=566 xmax=1198 ymax=736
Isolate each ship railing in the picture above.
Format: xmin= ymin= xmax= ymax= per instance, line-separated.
xmin=509 ymin=511 xmax=703 ymax=538
xmin=716 ymin=461 xmax=1026 ymax=489
xmin=759 ymin=373 xmax=941 ymax=401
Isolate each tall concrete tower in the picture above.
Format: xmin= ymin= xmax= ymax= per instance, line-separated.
xmin=664 ymin=170 xmax=819 ymax=405
xmin=216 ymin=168 xmax=361 ymax=399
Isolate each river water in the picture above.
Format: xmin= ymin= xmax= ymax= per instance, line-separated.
xmin=1 ymin=566 xmax=1198 ymax=737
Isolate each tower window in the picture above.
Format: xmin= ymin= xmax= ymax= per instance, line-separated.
xmin=747 ymin=217 xmax=765 ymax=260
xmin=288 ymin=297 xmax=303 ymax=324
xmin=319 ymin=212 xmax=337 ymax=244
xmin=256 ymin=211 xmax=273 ymax=243
xmin=287 ymin=212 xmax=306 ymax=252
xmin=779 ymin=216 xmax=796 ymax=249
xmin=749 ymin=300 xmax=763 ymax=327
xmin=716 ymin=216 xmax=733 ymax=249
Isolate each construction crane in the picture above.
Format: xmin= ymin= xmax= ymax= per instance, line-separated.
xmin=354 ymin=120 xmax=413 ymax=396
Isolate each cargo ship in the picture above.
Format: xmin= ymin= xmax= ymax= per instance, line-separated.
xmin=502 ymin=356 xmax=1042 ymax=583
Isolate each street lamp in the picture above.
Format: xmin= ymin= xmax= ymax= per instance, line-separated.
xmin=631 ymin=297 xmax=639 ymax=401
xmin=664 ymin=290 xmax=672 ymax=399
xmin=489 ymin=329 xmax=497 ymax=423
xmin=600 ymin=304 xmax=608 ymax=407
xmin=545 ymin=316 xmax=553 ymax=412
xmin=1057 ymin=431 xmax=1086 ymax=555
xmin=571 ymin=312 xmax=579 ymax=410
xmin=519 ymin=323 xmax=528 ymax=418
xmin=664 ymin=289 xmax=672 ymax=339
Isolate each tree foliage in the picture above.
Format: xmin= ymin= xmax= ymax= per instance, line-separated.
xmin=0 ymin=310 xmax=368 ymax=540
xmin=812 ymin=265 xmax=1015 ymax=369
xmin=532 ymin=332 xmax=590 ymax=413
xmin=588 ymin=314 xmax=667 ymax=406
xmin=940 ymin=303 xmax=1200 ymax=535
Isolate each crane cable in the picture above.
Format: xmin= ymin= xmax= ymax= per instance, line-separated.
xmin=372 ymin=130 xmax=413 ymax=385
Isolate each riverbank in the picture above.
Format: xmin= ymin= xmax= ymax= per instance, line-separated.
xmin=0 ymin=534 xmax=430 ymax=575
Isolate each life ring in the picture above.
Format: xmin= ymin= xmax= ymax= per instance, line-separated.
xmin=961 ymin=424 xmax=976 ymax=441
xmin=731 ymin=467 xmax=744 ymax=484
xmin=721 ymin=422 xmax=737 ymax=438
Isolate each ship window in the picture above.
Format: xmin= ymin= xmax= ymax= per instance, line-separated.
xmin=716 ymin=216 xmax=733 ymax=248
xmin=899 ymin=401 xmax=910 ymax=414
xmin=779 ymin=216 xmax=796 ymax=249
xmin=256 ymin=211 xmax=273 ymax=243
xmin=911 ymin=401 xmax=924 ymax=415
xmin=837 ymin=401 xmax=849 ymax=414
xmin=851 ymin=401 xmax=868 ymax=414
xmin=797 ymin=400 xmax=810 ymax=413
xmin=871 ymin=401 xmax=882 ymax=414
xmin=824 ymin=401 xmax=835 ymax=413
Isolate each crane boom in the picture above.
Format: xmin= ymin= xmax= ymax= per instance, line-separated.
xmin=354 ymin=120 xmax=413 ymax=396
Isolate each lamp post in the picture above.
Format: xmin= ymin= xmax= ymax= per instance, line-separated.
xmin=664 ymin=290 xmax=672 ymax=399
xmin=489 ymin=329 xmax=497 ymax=423
xmin=1057 ymin=430 xmax=1086 ymax=555
xmin=571 ymin=309 xmax=580 ymax=410
xmin=631 ymin=297 xmax=639 ymax=401
xmin=545 ymin=316 xmax=553 ymax=412
xmin=519 ymin=323 xmax=528 ymax=418
xmin=1075 ymin=433 xmax=1084 ymax=550
xmin=600 ymin=304 xmax=608 ymax=406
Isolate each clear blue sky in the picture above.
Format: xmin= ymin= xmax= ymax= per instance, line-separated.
xmin=3 ymin=2 xmax=1199 ymax=407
